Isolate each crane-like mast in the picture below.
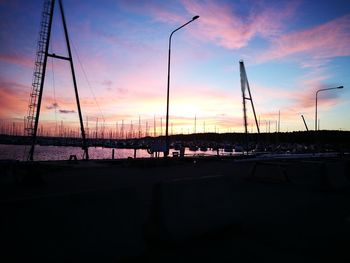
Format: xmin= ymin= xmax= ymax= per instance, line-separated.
xmin=25 ymin=0 xmax=89 ymax=160
xmin=239 ymin=60 xmax=260 ymax=134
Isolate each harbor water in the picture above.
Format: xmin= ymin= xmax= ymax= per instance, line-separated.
xmin=0 ymin=144 xmax=240 ymax=161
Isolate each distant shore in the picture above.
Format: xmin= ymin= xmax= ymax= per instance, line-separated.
xmin=1 ymin=130 xmax=350 ymax=150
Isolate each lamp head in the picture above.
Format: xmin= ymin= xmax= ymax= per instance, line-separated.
xmin=337 ymin=86 xmax=344 ymax=89
xmin=192 ymin=15 xmax=200 ymax=20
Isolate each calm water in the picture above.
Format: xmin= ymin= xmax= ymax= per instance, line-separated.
xmin=0 ymin=144 xmax=236 ymax=161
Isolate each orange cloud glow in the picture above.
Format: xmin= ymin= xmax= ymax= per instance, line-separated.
xmin=0 ymin=81 xmax=28 ymax=118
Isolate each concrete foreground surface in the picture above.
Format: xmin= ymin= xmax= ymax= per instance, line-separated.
xmin=1 ymin=155 xmax=350 ymax=262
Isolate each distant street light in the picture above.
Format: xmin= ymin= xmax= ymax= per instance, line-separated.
xmin=165 ymin=15 xmax=199 ymax=156
xmin=315 ymin=86 xmax=343 ymax=131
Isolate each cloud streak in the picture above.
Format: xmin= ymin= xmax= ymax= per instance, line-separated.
xmin=120 ymin=0 xmax=298 ymax=50
xmin=59 ymin=109 xmax=75 ymax=114
xmin=0 ymin=81 xmax=28 ymax=118
xmin=0 ymin=53 xmax=33 ymax=68
xmin=181 ymin=0 xmax=298 ymax=49
xmin=46 ymin=102 xmax=59 ymax=110
xmin=258 ymin=15 xmax=350 ymax=66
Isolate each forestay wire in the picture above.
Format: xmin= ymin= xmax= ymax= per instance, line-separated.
xmin=71 ymin=39 xmax=105 ymax=123
xmin=50 ymin=45 xmax=58 ymax=135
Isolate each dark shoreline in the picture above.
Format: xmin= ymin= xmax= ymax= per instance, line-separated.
xmin=1 ymin=130 xmax=350 ymax=150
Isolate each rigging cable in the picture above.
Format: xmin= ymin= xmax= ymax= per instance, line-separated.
xmin=71 ymin=39 xmax=105 ymax=123
xmin=50 ymin=45 xmax=58 ymax=137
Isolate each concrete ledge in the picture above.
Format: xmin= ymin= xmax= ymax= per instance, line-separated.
xmin=325 ymin=161 xmax=350 ymax=190
xmin=152 ymin=172 xmax=339 ymax=243
xmin=0 ymin=189 xmax=145 ymax=262
xmin=153 ymin=175 xmax=236 ymax=241
xmin=285 ymin=160 xmax=350 ymax=190
xmin=250 ymin=161 xmax=289 ymax=183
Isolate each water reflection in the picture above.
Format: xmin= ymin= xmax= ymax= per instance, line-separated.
xmin=0 ymin=144 xmax=240 ymax=161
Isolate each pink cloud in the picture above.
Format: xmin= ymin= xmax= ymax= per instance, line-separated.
xmin=292 ymin=78 xmax=343 ymax=109
xmin=258 ymin=15 xmax=350 ymax=64
xmin=147 ymin=6 xmax=186 ymax=25
xmin=119 ymin=0 xmax=185 ymax=25
xmin=0 ymin=82 xmax=28 ymax=118
xmin=181 ymin=0 xmax=298 ymax=49
xmin=249 ymin=73 xmax=344 ymax=126
xmin=119 ymin=0 xmax=297 ymax=50
xmin=0 ymin=53 xmax=33 ymax=68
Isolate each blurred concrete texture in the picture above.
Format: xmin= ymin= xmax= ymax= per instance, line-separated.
xmin=1 ymin=156 xmax=349 ymax=262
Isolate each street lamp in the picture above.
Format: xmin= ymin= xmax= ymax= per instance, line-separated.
xmin=315 ymin=86 xmax=343 ymax=131
xmin=165 ymin=15 xmax=199 ymax=156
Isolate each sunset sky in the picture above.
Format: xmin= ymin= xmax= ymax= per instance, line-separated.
xmin=0 ymin=0 xmax=350 ymax=137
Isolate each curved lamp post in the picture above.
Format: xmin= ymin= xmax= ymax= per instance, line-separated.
xmin=165 ymin=15 xmax=199 ymax=156
xmin=315 ymin=86 xmax=343 ymax=131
